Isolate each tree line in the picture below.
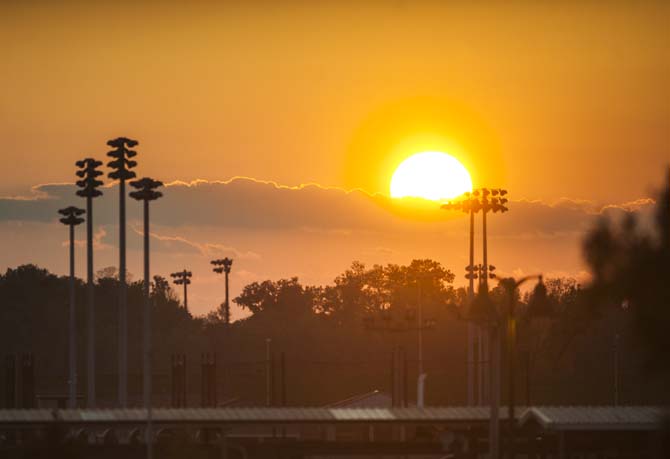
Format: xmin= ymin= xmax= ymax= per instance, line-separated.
xmin=1 ymin=170 xmax=668 ymax=408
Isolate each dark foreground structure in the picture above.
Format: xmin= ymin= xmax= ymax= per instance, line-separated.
xmin=0 ymin=406 xmax=667 ymax=458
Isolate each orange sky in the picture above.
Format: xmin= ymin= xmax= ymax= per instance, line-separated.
xmin=2 ymin=1 xmax=668 ymax=203
xmin=1 ymin=1 xmax=669 ymax=316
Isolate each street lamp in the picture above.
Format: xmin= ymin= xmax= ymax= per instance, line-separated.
xmin=211 ymin=258 xmax=233 ymax=324
xmin=107 ymin=136 xmax=138 ymax=408
xmin=130 ymin=176 xmax=163 ymax=459
xmin=170 ymin=270 xmax=192 ymax=312
xmin=58 ymin=206 xmax=85 ymax=409
xmin=75 ymin=157 xmax=104 ymax=408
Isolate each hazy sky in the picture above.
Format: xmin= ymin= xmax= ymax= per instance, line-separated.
xmin=1 ymin=1 xmax=668 ymax=316
xmin=3 ymin=1 xmax=668 ymax=201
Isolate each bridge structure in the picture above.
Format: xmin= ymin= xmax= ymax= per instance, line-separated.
xmin=0 ymin=406 xmax=665 ymax=458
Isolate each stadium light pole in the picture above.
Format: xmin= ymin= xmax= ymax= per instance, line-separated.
xmin=443 ymin=188 xmax=508 ymax=459
xmin=107 ymin=136 xmax=138 ymax=408
xmin=211 ymin=258 xmax=233 ymax=324
xmin=59 ymin=206 xmax=85 ymax=408
xmin=443 ymin=192 xmax=480 ymax=405
xmin=75 ymin=158 xmax=104 ymax=408
xmin=170 ymin=270 xmax=192 ymax=312
xmin=130 ymin=177 xmax=163 ymax=459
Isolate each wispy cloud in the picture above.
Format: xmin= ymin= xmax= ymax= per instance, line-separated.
xmin=130 ymin=225 xmax=261 ymax=260
xmin=68 ymin=226 xmax=112 ymax=251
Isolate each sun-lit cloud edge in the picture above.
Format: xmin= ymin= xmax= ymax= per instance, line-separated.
xmin=129 ymin=224 xmax=261 ymax=260
xmin=164 ymin=176 xmax=384 ymax=198
xmin=514 ymin=197 xmax=657 ymax=215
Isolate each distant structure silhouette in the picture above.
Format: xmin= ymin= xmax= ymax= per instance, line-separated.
xmin=107 ymin=136 xmax=138 ymax=409
xmin=212 ymin=258 xmax=233 ymax=324
xmin=170 ymin=269 xmax=192 ymax=312
xmin=58 ymin=205 xmax=85 ymax=408
xmin=363 ymin=289 xmax=436 ymax=408
xmin=130 ymin=176 xmax=163 ymax=459
xmin=75 ymin=158 xmax=103 ymax=408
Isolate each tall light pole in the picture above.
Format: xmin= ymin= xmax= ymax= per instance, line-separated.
xmin=212 ymin=258 xmax=233 ymax=324
xmin=107 ymin=136 xmax=138 ymax=408
xmin=130 ymin=177 xmax=163 ymax=459
xmin=75 ymin=158 xmax=104 ymax=408
xmin=443 ymin=188 xmax=508 ymax=459
xmin=59 ymin=206 xmax=85 ymax=409
xmin=170 ymin=270 xmax=192 ymax=312
xmin=443 ymin=193 xmax=480 ymax=405
xmin=265 ymin=338 xmax=272 ymax=407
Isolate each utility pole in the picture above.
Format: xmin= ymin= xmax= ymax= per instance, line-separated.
xmin=107 ymin=136 xmax=138 ymax=408
xmin=614 ymin=333 xmax=620 ymax=407
xmin=130 ymin=177 xmax=163 ymax=459
xmin=59 ymin=206 xmax=85 ymax=408
xmin=170 ymin=270 xmax=192 ymax=312
xmin=265 ymin=338 xmax=272 ymax=407
xmin=75 ymin=158 xmax=104 ymax=408
xmin=212 ymin=258 xmax=234 ymax=324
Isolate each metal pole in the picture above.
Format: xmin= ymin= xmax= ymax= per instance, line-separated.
xmin=490 ymin=324 xmax=500 ymax=459
xmin=280 ymin=352 xmax=286 ymax=406
xmin=391 ymin=347 xmax=396 ymax=407
xmin=119 ymin=178 xmax=128 ymax=408
xmin=68 ymin=224 xmax=77 ymax=409
xmin=468 ymin=208 xmax=475 ymax=406
xmin=614 ymin=333 xmax=619 ymax=406
xmin=417 ymin=281 xmax=426 ymax=408
xmin=482 ymin=209 xmax=489 ymax=405
xmin=403 ymin=347 xmax=408 ymax=408
xmin=508 ymin=301 xmax=517 ymax=459
xmin=183 ymin=279 xmax=188 ymax=313
xmin=86 ymin=196 xmax=95 ymax=408
xmin=143 ymin=200 xmax=153 ymax=459
xmin=265 ymin=338 xmax=271 ymax=407
xmin=224 ymin=270 xmax=230 ymax=324
xmin=525 ymin=348 xmax=531 ymax=406
xmin=482 ymin=210 xmax=488 ymax=291
xmin=478 ymin=327 xmax=484 ymax=405
xmin=418 ymin=280 xmax=423 ymax=377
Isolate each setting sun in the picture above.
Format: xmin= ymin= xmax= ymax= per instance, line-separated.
xmin=390 ymin=152 xmax=473 ymax=201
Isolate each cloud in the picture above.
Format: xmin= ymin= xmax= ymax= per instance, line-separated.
xmin=129 ymin=225 xmax=261 ymax=260
xmin=69 ymin=226 xmax=112 ymax=251
xmin=0 ymin=176 xmax=661 ymax=317
xmin=0 ymin=177 xmax=657 ymax=238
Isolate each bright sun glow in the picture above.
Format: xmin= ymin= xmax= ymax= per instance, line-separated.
xmin=390 ymin=151 xmax=472 ymax=201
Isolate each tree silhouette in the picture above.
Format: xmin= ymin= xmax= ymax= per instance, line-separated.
xmin=583 ymin=169 xmax=670 ymax=370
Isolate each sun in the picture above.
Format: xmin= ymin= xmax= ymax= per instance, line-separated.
xmin=390 ymin=152 xmax=472 ymax=201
